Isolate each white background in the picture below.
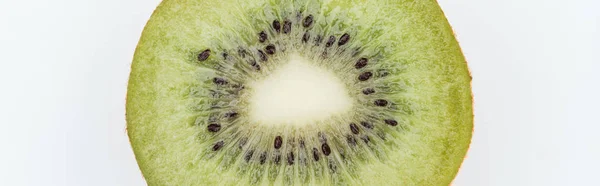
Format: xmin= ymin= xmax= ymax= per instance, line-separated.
xmin=0 ymin=0 xmax=598 ymax=185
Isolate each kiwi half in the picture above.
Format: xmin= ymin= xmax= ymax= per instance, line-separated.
xmin=126 ymin=0 xmax=473 ymax=185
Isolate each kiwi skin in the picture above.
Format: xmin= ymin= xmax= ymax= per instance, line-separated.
xmin=127 ymin=0 xmax=473 ymax=185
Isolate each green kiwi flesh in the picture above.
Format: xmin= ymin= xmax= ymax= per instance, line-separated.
xmin=126 ymin=0 xmax=473 ymax=185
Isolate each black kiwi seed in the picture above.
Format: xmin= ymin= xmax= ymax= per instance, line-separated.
xmin=287 ymin=152 xmax=294 ymax=165
xmin=212 ymin=141 xmax=224 ymax=151
xmin=385 ymin=119 xmax=398 ymax=126
xmin=198 ymin=49 xmax=210 ymax=61
xmin=349 ymin=123 xmax=360 ymax=134
xmin=259 ymin=152 xmax=267 ymax=164
xmin=312 ymin=148 xmax=320 ymax=161
xmin=207 ymin=123 xmax=221 ymax=132
xmin=258 ymin=31 xmax=268 ymax=43
xmin=355 ymin=58 xmax=368 ymax=69
xmin=346 ymin=135 xmax=357 ymax=146
xmin=338 ymin=33 xmax=350 ymax=46
xmin=302 ymin=32 xmax=310 ymax=43
xmin=265 ymin=44 xmax=276 ymax=55
xmin=358 ymin=71 xmax=373 ymax=81
xmin=245 ymin=150 xmax=254 ymax=162
xmin=303 ymin=15 xmax=313 ymax=28
xmin=374 ymin=99 xmax=389 ymax=107
xmin=325 ymin=35 xmax=336 ymax=47
xmin=299 ymin=139 xmax=305 ymax=148
xmin=213 ymin=77 xmax=228 ymax=85
xmin=321 ymin=143 xmax=331 ymax=156
xmin=273 ymin=20 xmax=281 ymax=32
xmin=274 ymin=136 xmax=282 ymax=149
xmin=360 ymin=121 xmax=374 ymax=129
xmin=362 ymin=88 xmax=375 ymax=95
xmin=258 ymin=50 xmax=267 ymax=61
xmin=283 ymin=20 xmax=292 ymax=34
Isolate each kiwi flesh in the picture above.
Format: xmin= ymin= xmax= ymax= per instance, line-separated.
xmin=126 ymin=0 xmax=473 ymax=185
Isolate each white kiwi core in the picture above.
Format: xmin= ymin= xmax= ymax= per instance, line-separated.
xmin=248 ymin=53 xmax=354 ymax=127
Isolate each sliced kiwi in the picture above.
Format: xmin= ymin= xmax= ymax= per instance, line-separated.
xmin=126 ymin=0 xmax=473 ymax=185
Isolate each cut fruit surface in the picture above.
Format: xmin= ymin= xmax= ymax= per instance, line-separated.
xmin=126 ymin=0 xmax=473 ymax=185
xmin=248 ymin=53 xmax=354 ymax=127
